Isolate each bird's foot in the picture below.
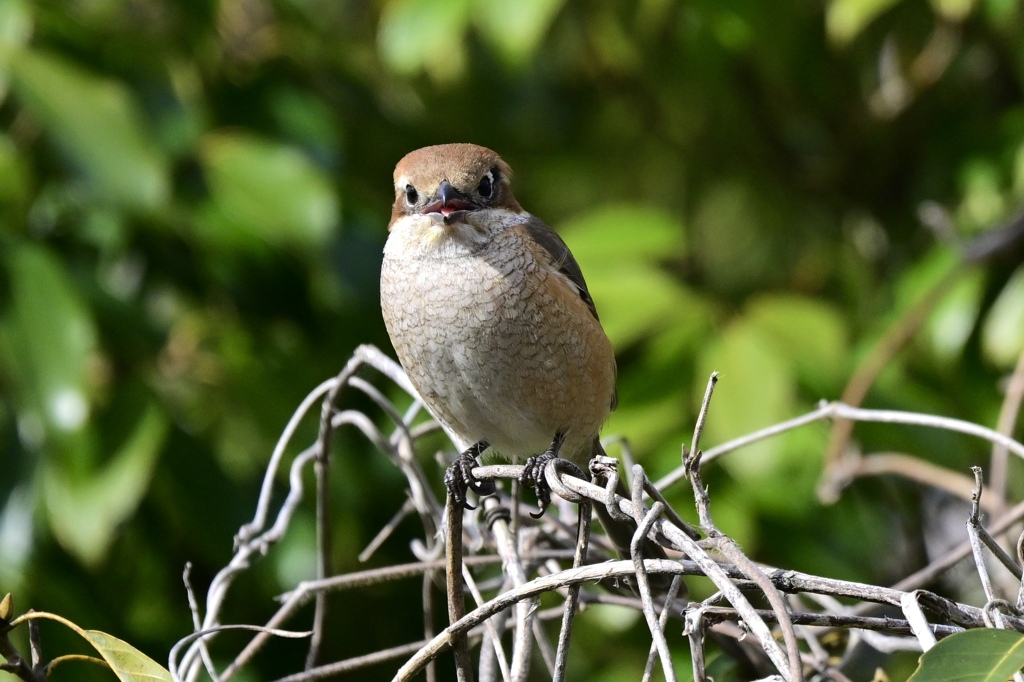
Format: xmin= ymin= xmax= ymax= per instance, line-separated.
xmin=444 ymin=440 xmax=494 ymax=510
xmin=521 ymin=433 xmax=566 ymax=519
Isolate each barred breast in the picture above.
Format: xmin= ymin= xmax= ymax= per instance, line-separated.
xmin=380 ymin=215 xmax=615 ymax=465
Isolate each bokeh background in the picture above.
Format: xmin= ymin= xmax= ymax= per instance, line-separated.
xmin=2 ymin=0 xmax=1024 ymax=680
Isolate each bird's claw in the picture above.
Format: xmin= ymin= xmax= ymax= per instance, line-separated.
xmin=521 ymin=450 xmax=558 ymax=519
xmin=445 ymin=442 xmax=495 ymax=510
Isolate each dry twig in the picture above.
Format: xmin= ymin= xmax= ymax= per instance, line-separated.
xmin=168 ymin=345 xmax=1024 ymax=682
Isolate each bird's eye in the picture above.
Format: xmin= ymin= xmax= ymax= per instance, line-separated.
xmin=405 ymin=184 xmax=418 ymax=205
xmin=477 ymin=172 xmax=493 ymax=199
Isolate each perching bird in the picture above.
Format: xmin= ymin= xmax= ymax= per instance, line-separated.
xmin=380 ymin=143 xmax=617 ymax=513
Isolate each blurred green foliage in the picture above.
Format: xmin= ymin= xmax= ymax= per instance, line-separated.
xmin=1 ymin=0 xmax=1023 ymax=679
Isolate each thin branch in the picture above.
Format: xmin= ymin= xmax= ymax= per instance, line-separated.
xmin=688 ymin=371 xmax=717 ymax=470
xmin=886 ymin=499 xmax=1024 ymax=595
xmin=643 ymin=575 xmax=686 ymax=682
xmin=656 ymin=400 xmax=1024 ymax=498
xmin=657 ymin=402 xmax=835 ymax=489
xmin=830 ymin=452 xmax=1002 ymax=512
xmin=967 ymin=467 xmax=1024 ymax=605
xmin=822 ymin=268 xmax=963 ymax=475
xmin=901 ymin=592 xmax=938 ymax=652
xmin=545 ymin=459 xmax=591 ymax=682
xmin=685 ymin=373 xmax=802 ymax=682
xmin=178 ymin=344 xmax=1024 ymax=682
xmin=991 ymin=348 xmax=1024 ymax=515
xmin=631 ymin=498 xmax=676 ymax=682
xmin=446 ymin=495 xmax=474 ymax=682
xmin=968 ymin=469 xmax=998 ymax=605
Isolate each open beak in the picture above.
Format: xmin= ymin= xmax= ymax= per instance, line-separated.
xmin=421 ymin=180 xmax=480 ymax=225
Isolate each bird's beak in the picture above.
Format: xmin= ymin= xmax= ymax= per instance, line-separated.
xmin=422 ymin=180 xmax=480 ymax=225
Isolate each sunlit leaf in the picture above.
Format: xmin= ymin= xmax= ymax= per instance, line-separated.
xmin=43 ymin=401 xmax=169 ymax=566
xmin=0 ymin=0 xmax=32 ymax=51
xmin=198 ymin=132 xmax=338 ymax=248
xmin=958 ymin=158 xmax=1006 ymax=233
xmin=20 ymin=612 xmax=171 ymax=682
xmin=981 ymin=264 xmax=1024 ymax=368
xmin=907 ymin=628 xmax=1024 ymax=681
xmin=378 ymin=0 xmax=472 ymax=80
xmin=583 ymin=265 xmax=699 ymax=349
xmin=695 ymin=317 xmax=822 ymax=514
xmin=696 ymin=318 xmax=795 ymax=473
xmin=925 ymin=269 xmax=984 ymax=364
xmin=0 ymin=0 xmax=31 ymax=104
xmin=474 ymin=0 xmax=566 ymax=66
xmin=10 ymin=49 xmax=168 ymax=210
xmin=892 ymin=247 xmax=960 ymax=319
xmin=0 ymin=133 xmax=29 ymax=206
xmin=558 ymin=204 xmax=697 ymax=348
xmin=559 ymin=204 xmax=684 ymax=264
xmin=0 ymin=243 xmax=97 ymax=439
xmin=745 ymin=295 xmax=848 ymax=395
xmin=82 ymin=628 xmax=173 ymax=682
xmin=826 ymin=0 xmax=901 ymax=45
xmin=929 ymin=0 xmax=977 ymax=21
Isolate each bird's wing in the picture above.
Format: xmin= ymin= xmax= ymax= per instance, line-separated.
xmin=516 ymin=215 xmax=618 ymax=411
xmin=519 ymin=215 xmax=600 ymax=321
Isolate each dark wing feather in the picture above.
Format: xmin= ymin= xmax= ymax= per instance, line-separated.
xmin=520 ymin=215 xmax=617 ymax=411
xmin=521 ymin=216 xmax=600 ymax=321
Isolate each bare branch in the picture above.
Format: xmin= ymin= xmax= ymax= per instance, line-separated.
xmin=173 ymin=345 xmax=1024 ymax=682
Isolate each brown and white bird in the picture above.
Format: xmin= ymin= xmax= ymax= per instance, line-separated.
xmin=380 ymin=143 xmax=617 ymax=511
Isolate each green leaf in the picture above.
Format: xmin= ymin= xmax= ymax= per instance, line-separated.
xmin=43 ymin=401 xmax=169 ymax=566
xmin=583 ymin=265 xmax=702 ymax=349
xmin=958 ymin=158 xmax=1006 ymax=233
xmin=929 ymin=0 xmax=978 ymax=21
xmin=892 ymin=247 xmax=960 ymax=319
xmin=198 ymin=132 xmax=338 ymax=248
xmin=474 ymin=0 xmax=566 ymax=67
xmin=745 ymin=295 xmax=849 ymax=395
xmin=378 ymin=0 xmax=472 ymax=80
xmin=826 ymin=0 xmax=901 ymax=45
xmin=696 ymin=318 xmax=795 ymax=474
xmin=908 ymin=628 xmax=1024 ymax=682
xmin=925 ymin=269 xmax=984 ymax=363
xmin=559 ymin=204 xmax=684 ymax=264
xmin=558 ymin=204 xmax=699 ymax=348
xmin=981 ymin=264 xmax=1024 ymax=368
xmin=82 ymin=628 xmax=173 ymax=682
xmin=0 ymin=243 xmax=98 ymax=438
xmin=20 ymin=612 xmax=171 ymax=681
xmin=0 ymin=0 xmax=32 ymax=102
xmin=695 ymin=317 xmax=825 ymax=514
xmin=10 ymin=49 xmax=168 ymax=210
xmin=0 ymin=133 xmax=29 ymax=206
xmin=0 ymin=0 xmax=31 ymax=51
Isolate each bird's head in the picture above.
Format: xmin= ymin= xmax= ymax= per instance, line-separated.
xmin=390 ymin=143 xmax=521 ymax=230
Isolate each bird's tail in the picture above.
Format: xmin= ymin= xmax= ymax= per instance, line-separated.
xmin=589 ymin=438 xmax=670 ymax=563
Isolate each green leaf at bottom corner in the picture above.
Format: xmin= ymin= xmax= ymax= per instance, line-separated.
xmin=908 ymin=628 xmax=1024 ymax=682
xmin=81 ymin=629 xmax=172 ymax=682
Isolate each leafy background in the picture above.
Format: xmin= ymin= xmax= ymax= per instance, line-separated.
xmin=1 ymin=0 xmax=1023 ymax=680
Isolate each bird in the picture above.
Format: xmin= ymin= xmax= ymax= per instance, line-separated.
xmin=380 ymin=143 xmax=618 ymax=515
